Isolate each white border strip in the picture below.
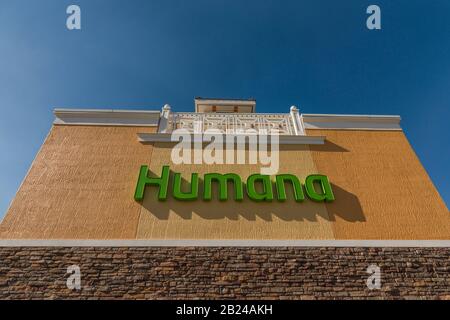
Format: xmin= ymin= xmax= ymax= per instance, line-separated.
xmin=53 ymin=108 xmax=160 ymax=127
xmin=303 ymin=114 xmax=402 ymax=131
xmin=0 ymin=240 xmax=449 ymax=247
xmin=137 ymin=133 xmax=326 ymax=145
xmin=52 ymin=108 xmax=402 ymax=131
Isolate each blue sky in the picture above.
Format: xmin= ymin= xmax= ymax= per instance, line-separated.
xmin=0 ymin=0 xmax=449 ymax=218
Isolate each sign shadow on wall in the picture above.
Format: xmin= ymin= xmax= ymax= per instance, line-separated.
xmin=139 ymin=170 xmax=365 ymax=223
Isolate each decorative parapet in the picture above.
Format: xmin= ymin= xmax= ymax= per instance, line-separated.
xmin=161 ymin=108 xmax=306 ymax=136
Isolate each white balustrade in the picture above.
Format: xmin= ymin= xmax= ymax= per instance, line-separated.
xmin=167 ymin=111 xmax=305 ymax=136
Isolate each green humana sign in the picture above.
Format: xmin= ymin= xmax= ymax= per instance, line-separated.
xmin=134 ymin=166 xmax=335 ymax=203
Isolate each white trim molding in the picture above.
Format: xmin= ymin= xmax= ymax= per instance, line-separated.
xmin=53 ymin=108 xmax=160 ymax=127
xmin=137 ymin=133 xmax=326 ymax=145
xmin=303 ymin=114 xmax=402 ymax=131
xmin=52 ymin=108 xmax=402 ymax=131
xmin=0 ymin=240 xmax=448 ymax=247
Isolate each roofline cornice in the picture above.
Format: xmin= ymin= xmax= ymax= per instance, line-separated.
xmin=53 ymin=108 xmax=160 ymax=127
xmin=52 ymin=108 xmax=402 ymax=131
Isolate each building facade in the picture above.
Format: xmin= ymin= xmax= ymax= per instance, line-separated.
xmin=1 ymin=98 xmax=448 ymax=240
xmin=0 ymin=98 xmax=448 ymax=299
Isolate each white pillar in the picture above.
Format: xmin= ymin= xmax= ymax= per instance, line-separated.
xmin=194 ymin=114 xmax=204 ymax=133
xmin=290 ymin=105 xmax=305 ymax=135
xmin=158 ymin=104 xmax=171 ymax=133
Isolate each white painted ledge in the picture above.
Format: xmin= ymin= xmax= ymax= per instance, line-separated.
xmin=53 ymin=108 xmax=160 ymax=127
xmin=0 ymin=240 xmax=448 ymax=247
xmin=51 ymin=108 xmax=403 ymax=131
xmin=303 ymin=114 xmax=402 ymax=131
xmin=137 ymin=133 xmax=326 ymax=145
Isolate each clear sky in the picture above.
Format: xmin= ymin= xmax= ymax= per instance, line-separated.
xmin=0 ymin=0 xmax=449 ymax=218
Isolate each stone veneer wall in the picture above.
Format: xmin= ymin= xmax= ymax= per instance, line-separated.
xmin=0 ymin=247 xmax=448 ymax=300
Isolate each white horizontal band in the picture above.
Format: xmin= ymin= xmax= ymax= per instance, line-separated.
xmin=303 ymin=114 xmax=401 ymax=131
xmin=52 ymin=108 xmax=402 ymax=131
xmin=53 ymin=108 xmax=160 ymax=127
xmin=137 ymin=133 xmax=326 ymax=145
xmin=0 ymin=240 xmax=448 ymax=247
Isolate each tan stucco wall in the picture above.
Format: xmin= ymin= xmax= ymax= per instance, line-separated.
xmin=1 ymin=125 xmax=448 ymax=240
xmin=0 ymin=125 xmax=155 ymax=239
xmin=307 ymin=129 xmax=450 ymax=239
xmin=136 ymin=143 xmax=335 ymax=239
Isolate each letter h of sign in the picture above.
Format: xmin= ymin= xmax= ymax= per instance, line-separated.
xmin=134 ymin=166 xmax=170 ymax=201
